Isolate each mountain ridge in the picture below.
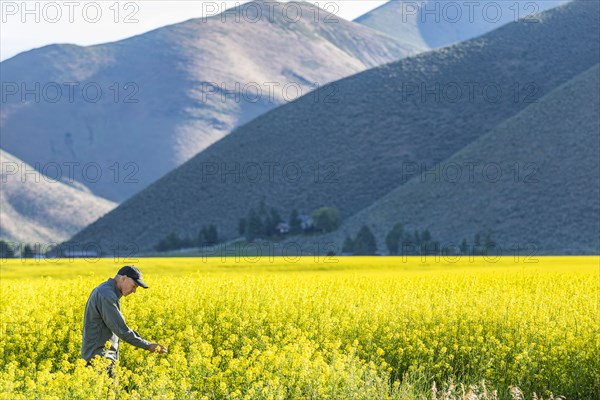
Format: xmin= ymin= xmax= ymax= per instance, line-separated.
xmin=0 ymin=0 xmax=423 ymax=202
xmin=355 ymin=0 xmax=570 ymax=49
xmin=67 ymin=0 xmax=600 ymax=253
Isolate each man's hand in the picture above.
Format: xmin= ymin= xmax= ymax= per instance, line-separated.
xmin=148 ymin=343 xmax=168 ymax=354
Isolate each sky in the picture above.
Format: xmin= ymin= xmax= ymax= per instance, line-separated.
xmin=0 ymin=1 xmax=387 ymax=61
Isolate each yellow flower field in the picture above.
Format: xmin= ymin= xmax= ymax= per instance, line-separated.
xmin=1 ymin=256 xmax=598 ymax=399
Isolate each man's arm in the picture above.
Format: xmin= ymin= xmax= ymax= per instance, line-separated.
xmin=98 ymin=294 xmax=151 ymax=350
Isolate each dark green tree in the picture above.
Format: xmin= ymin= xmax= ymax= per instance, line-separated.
xmin=413 ymin=230 xmax=421 ymax=247
xmin=460 ymin=239 xmax=469 ymax=255
xmin=265 ymin=207 xmax=282 ymax=237
xmin=155 ymin=239 xmax=167 ymax=252
xmin=400 ymin=231 xmax=419 ymax=255
xmin=288 ymin=209 xmax=301 ymax=234
xmin=421 ymin=230 xmax=432 ymax=242
xmin=342 ymin=235 xmax=354 ymax=254
xmin=0 ymin=240 xmax=15 ymax=258
xmin=155 ymin=232 xmax=182 ymax=252
xmin=257 ymin=197 xmax=268 ymax=219
xmin=169 ymin=232 xmax=184 ymax=250
xmin=200 ymin=224 xmax=219 ymax=246
xmin=483 ymin=233 xmax=497 ymax=256
xmin=353 ymin=225 xmax=377 ymax=255
xmin=209 ymin=224 xmax=219 ymax=245
xmin=420 ymin=230 xmax=439 ymax=255
xmin=385 ymin=223 xmax=404 ymax=255
xmin=22 ymin=244 xmax=34 ymax=258
xmin=311 ymin=207 xmax=341 ymax=233
xmin=246 ymin=209 xmax=263 ymax=242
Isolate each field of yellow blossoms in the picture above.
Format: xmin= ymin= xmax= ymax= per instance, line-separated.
xmin=1 ymin=256 xmax=598 ymax=399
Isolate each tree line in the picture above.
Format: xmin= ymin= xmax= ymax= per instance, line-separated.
xmin=154 ymin=224 xmax=219 ymax=252
xmin=153 ymin=199 xmax=342 ymax=252
xmin=238 ymin=199 xmax=341 ymax=241
xmin=342 ymin=224 xmax=496 ymax=256
xmin=0 ymin=241 xmax=38 ymax=258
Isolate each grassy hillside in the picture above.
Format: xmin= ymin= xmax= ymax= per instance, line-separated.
xmin=0 ymin=150 xmax=116 ymax=243
xmin=68 ymin=0 xmax=599 ymax=254
xmin=313 ymin=64 xmax=600 ymax=255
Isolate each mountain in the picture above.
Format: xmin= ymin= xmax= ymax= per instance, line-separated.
xmin=355 ymin=0 xmax=570 ymax=49
xmin=67 ymin=0 xmax=600 ymax=254
xmin=0 ymin=0 xmax=424 ymax=203
xmin=0 ymin=150 xmax=116 ymax=244
xmin=314 ymin=64 xmax=600 ymax=255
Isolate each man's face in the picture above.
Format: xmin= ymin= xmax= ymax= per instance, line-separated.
xmin=120 ymin=276 xmax=139 ymax=296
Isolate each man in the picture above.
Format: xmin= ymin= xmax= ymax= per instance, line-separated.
xmin=82 ymin=265 xmax=167 ymax=372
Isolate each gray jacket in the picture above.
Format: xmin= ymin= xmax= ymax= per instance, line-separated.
xmin=81 ymin=278 xmax=150 ymax=362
